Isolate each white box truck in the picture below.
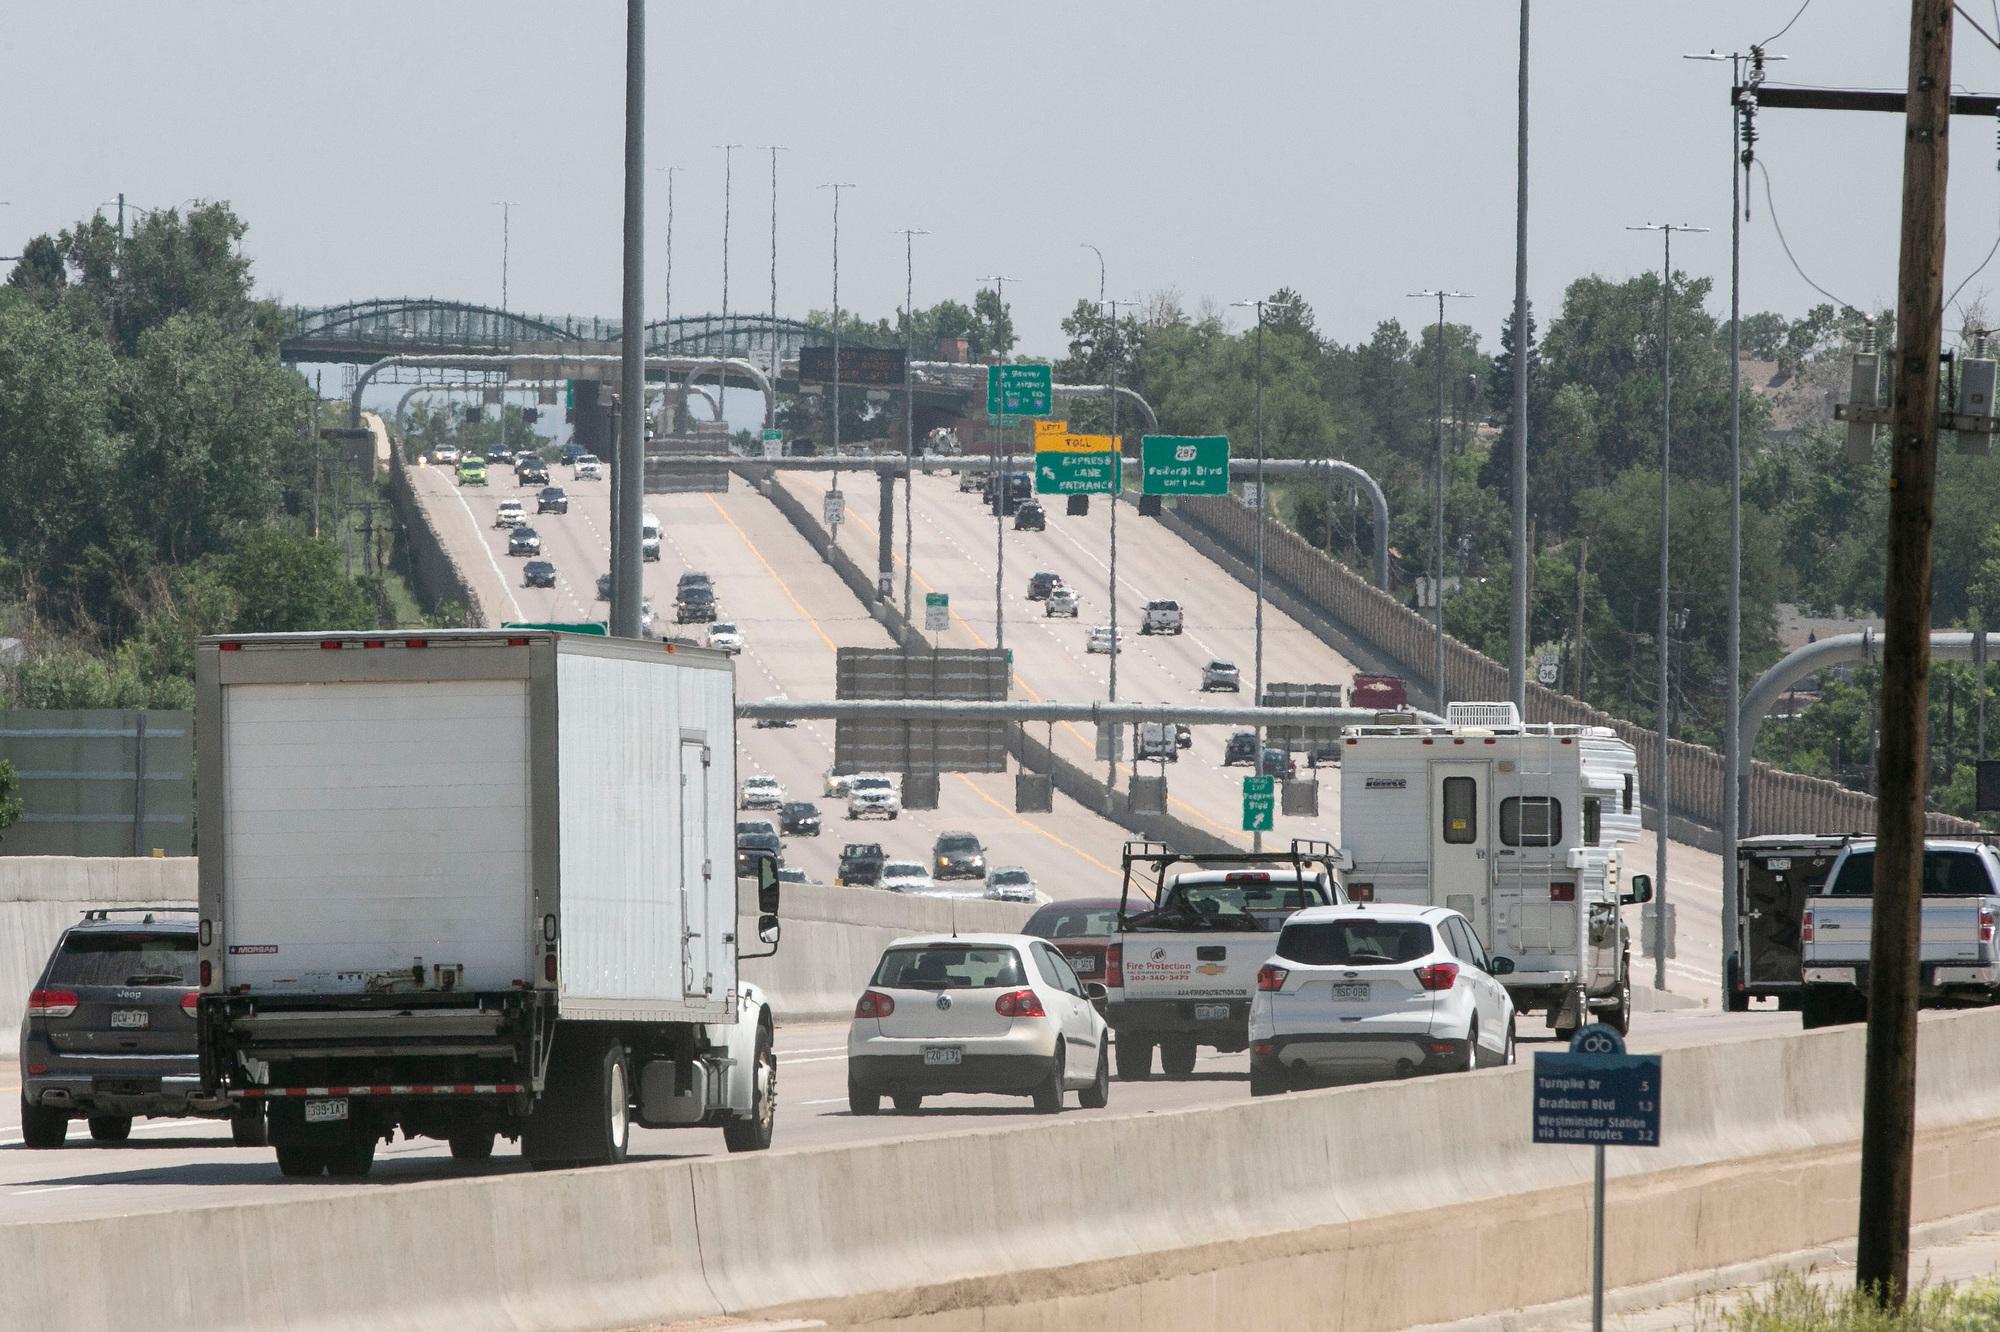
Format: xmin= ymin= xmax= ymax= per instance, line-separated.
xmin=1336 ymin=702 xmax=1653 ymax=1036
xmin=194 ymin=629 xmax=780 ymax=1177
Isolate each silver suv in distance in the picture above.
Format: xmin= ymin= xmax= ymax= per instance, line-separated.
xmin=18 ymin=909 xmax=265 ymax=1148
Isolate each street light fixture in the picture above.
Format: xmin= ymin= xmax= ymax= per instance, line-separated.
xmin=489 ymin=201 xmax=519 ymax=313
xmin=1408 ymin=289 xmax=1475 ymax=713
xmin=818 ymin=183 xmax=857 ymax=540
xmin=1080 ymin=243 xmax=1106 ymax=310
xmin=1626 ymin=221 xmax=1708 ymax=992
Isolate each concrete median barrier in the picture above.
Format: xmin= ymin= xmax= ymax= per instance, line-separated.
xmin=16 ymin=1007 xmax=2000 ymax=1331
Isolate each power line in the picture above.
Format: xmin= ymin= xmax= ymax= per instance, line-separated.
xmin=1753 ymin=159 xmax=1861 ymax=312
xmin=1958 ymin=2 xmax=2000 ymax=51
xmin=1761 ymin=0 xmax=1814 ymax=46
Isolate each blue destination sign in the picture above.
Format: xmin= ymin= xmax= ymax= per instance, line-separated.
xmin=1531 ymin=1051 xmax=1662 ymax=1148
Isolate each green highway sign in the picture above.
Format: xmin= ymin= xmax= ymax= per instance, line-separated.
xmin=987 ymin=363 xmax=1054 ymax=417
xmin=1242 ymin=773 xmax=1275 ymax=832
xmin=1035 ymin=433 xmax=1121 ymax=495
xmin=761 ymin=427 xmax=783 ymax=441
xmin=924 ymin=592 xmax=950 ymax=633
xmin=1141 ymin=435 xmax=1230 ymax=495
xmin=503 ymin=621 xmax=608 ymax=636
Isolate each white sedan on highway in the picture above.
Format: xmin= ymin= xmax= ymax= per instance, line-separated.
xmin=847 ymin=933 xmax=1111 ymax=1114
xmin=983 ymin=867 xmax=1041 ymax=904
xmin=878 ymin=859 xmax=938 ymax=894
xmin=1085 ymin=625 xmax=1122 ymax=655
xmin=1249 ymin=903 xmax=1517 ymax=1096
xmin=706 ymin=622 xmax=744 ymax=654
xmin=738 ymin=775 xmax=785 ymax=810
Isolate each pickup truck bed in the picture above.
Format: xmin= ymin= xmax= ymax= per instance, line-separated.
xmin=1800 ymin=839 xmax=2000 ymax=1026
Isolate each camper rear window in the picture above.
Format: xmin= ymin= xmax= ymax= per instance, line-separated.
xmin=1441 ymin=777 xmax=1477 ymax=845
xmin=1500 ymin=797 xmax=1563 ymax=847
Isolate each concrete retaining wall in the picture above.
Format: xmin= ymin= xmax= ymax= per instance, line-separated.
xmin=385 ymin=422 xmax=490 ymax=624
xmin=0 ymin=856 xmax=194 ymax=1041
xmin=1168 ymin=493 xmax=1979 ymax=840
xmin=14 ymin=1005 xmax=2000 ymax=1331
xmin=0 ymin=857 xmax=1023 ymax=1037
xmin=738 ymin=879 xmax=1030 ymax=1021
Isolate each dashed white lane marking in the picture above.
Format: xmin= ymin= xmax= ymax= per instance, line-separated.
xmin=439 ymin=475 xmax=525 ymax=622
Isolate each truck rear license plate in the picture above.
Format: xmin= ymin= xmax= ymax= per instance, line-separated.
xmin=1331 ymin=984 xmax=1370 ymax=1001
xmin=1194 ymin=1004 xmax=1230 ymax=1022
xmin=1069 ymin=955 xmax=1095 ymax=974
xmin=109 ymin=1009 xmax=150 ymax=1030
xmin=922 ymin=1046 xmax=962 ymax=1066
xmin=303 ymin=1098 xmax=349 ymax=1124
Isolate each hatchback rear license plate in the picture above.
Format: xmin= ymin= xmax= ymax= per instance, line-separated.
xmin=922 ymin=1046 xmax=962 ymax=1066
xmin=1194 ymin=1004 xmax=1230 ymax=1022
xmin=109 ymin=1009 xmax=150 ymax=1030
xmin=303 ymin=1098 xmax=349 ymax=1124
xmin=1331 ymin=984 xmax=1370 ymax=1001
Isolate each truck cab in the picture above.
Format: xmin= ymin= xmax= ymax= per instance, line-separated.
xmin=1106 ymin=841 xmax=1344 ymax=1080
xmin=1336 ymin=702 xmax=1650 ymax=1036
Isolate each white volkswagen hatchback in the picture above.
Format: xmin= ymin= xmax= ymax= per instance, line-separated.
xmin=1248 ymin=903 xmax=1516 ymax=1096
xmin=848 ymin=934 xmax=1111 ymax=1114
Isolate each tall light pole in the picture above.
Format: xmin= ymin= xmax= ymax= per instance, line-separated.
xmin=1104 ymin=296 xmax=1142 ymax=790
xmin=490 ymin=201 xmax=518 ymax=312
xmin=1080 ymin=243 xmax=1106 ymax=310
xmin=1627 ymin=222 xmax=1707 ymax=991
xmin=655 ymin=166 xmax=682 ymax=431
xmin=819 ymin=183 xmax=856 ymax=540
xmin=1409 ymin=289 xmax=1474 ymax=711
xmin=714 ymin=143 xmax=744 ymax=421
xmin=979 ymin=274 xmax=1021 ymax=654
xmin=759 ymin=146 xmax=789 ymax=421
xmin=897 ymin=227 xmax=930 ymax=622
xmin=1510 ymin=0 xmax=1531 ymax=710
xmin=611 ymin=0 xmax=646 ymax=641
xmin=1687 ymin=46 xmax=1781 ymax=1007
xmin=1231 ymin=297 xmax=1277 ymax=850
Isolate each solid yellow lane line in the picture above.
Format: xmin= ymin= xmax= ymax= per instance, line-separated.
xmin=952 ymin=774 xmax=1119 ymax=880
xmin=707 ymin=495 xmax=840 ymax=656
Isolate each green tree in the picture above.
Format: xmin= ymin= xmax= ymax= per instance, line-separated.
xmin=0 ymin=299 xmax=125 ymax=617
xmin=0 ymin=760 xmax=19 ymax=842
xmin=222 ymin=527 xmax=378 ymax=633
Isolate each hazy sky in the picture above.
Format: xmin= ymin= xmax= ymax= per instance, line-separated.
xmin=9 ymin=1 xmax=2000 ymax=357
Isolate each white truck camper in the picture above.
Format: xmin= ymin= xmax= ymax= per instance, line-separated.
xmin=193 ymin=629 xmax=780 ymax=1177
xmin=1336 ymin=702 xmax=1654 ymax=1035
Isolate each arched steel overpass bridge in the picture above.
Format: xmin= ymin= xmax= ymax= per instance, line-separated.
xmin=279 ymin=298 xmax=898 ymax=365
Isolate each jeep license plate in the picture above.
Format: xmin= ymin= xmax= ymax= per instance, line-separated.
xmin=303 ymin=1098 xmax=349 ymax=1124
xmin=1193 ymin=1004 xmax=1230 ymax=1022
xmin=922 ymin=1046 xmax=962 ymax=1066
xmin=109 ymin=1009 xmax=150 ymax=1030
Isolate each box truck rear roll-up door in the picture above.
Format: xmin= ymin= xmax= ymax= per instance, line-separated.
xmin=220 ymin=679 xmax=533 ymax=994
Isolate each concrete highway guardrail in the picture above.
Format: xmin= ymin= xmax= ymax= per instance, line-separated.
xmin=13 ymin=1004 xmax=2000 ymax=1329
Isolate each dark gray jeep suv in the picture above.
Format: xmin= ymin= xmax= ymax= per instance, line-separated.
xmin=19 ymin=909 xmax=264 ymax=1148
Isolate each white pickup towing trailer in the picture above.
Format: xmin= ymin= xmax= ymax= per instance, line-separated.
xmin=193 ymin=629 xmax=781 ymax=1178
xmin=1335 ymin=702 xmax=1654 ymax=1037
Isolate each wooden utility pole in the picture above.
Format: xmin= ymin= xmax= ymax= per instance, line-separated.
xmin=1859 ymin=0 xmax=1953 ymax=1304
